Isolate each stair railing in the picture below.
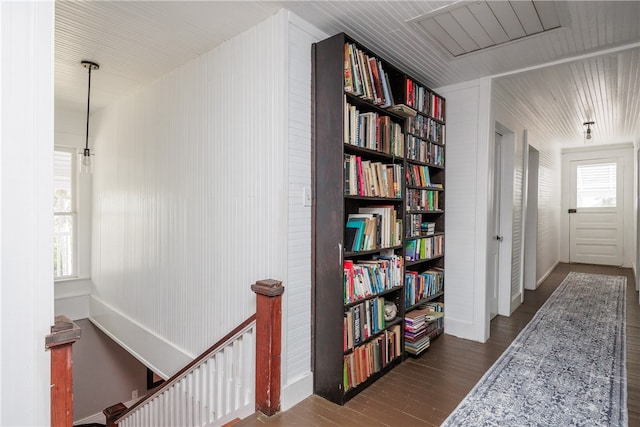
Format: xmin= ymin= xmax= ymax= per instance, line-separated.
xmin=108 ymin=278 xmax=284 ymax=427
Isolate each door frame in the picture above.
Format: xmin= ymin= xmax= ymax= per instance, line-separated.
xmin=489 ymin=122 xmax=517 ymax=317
xmin=561 ymin=143 xmax=634 ymax=267
xmin=524 ymin=145 xmax=539 ymax=290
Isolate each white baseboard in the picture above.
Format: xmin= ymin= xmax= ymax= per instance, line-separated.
xmin=280 ymin=371 xmax=313 ymax=411
xmin=443 ymin=317 xmax=483 ymax=342
xmin=89 ymin=296 xmax=192 ymax=379
xmin=510 ymin=292 xmax=522 ymax=315
xmin=54 ymin=278 xmax=91 ymax=320
xmin=537 ymin=260 xmax=560 ymax=288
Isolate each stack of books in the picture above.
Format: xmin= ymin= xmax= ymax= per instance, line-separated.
xmin=404 ymin=307 xmax=444 ymax=355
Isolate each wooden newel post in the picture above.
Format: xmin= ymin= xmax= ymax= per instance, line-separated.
xmin=45 ymin=315 xmax=82 ymax=427
xmin=251 ymin=279 xmax=284 ymax=416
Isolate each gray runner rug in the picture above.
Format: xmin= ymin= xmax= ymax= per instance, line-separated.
xmin=442 ymin=272 xmax=627 ymax=426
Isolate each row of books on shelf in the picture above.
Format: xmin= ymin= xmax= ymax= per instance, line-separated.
xmin=406 ymin=235 xmax=444 ymax=262
xmin=407 ymin=136 xmax=445 ymax=166
xmin=344 ymin=42 xmax=394 ymax=108
xmin=404 ymin=301 xmax=444 ymax=356
xmin=406 ymin=164 xmax=442 ymax=189
xmin=343 ymin=255 xmax=404 ymax=304
xmin=405 ymin=78 xmax=445 ymax=122
xmin=407 ymin=189 xmax=440 ymax=211
xmin=408 ymin=115 xmax=445 ymax=144
xmin=405 ymin=267 xmax=444 ymax=308
xmin=407 ymin=216 xmax=436 ymax=238
xmin=343 ymin=324 xmax=401 ymax=391
xmin=344 ymin=154 xmax=402 ymax=199
xmin=345 ymin=207 xmax=402 ymax=252
xmin=343 ymin=98 xmax=404 ymax=157
xmin=344 ymin=297 xmax=388 ymax=350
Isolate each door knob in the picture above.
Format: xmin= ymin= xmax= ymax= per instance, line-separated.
xmin=496 ymin=235 xmax=503 ymax=241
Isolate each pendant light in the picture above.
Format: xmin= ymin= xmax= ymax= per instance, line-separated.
xmin=583 ymin=121 xmax=594 ymax=142
xmin=81 ymin=60 xmax=99 ymax=173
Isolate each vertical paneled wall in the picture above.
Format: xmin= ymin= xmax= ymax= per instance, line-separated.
xmin=510 ymin=134 xmax=525 ymax=303
xmin=0 ymin=1 xmax=55 ymax=424
xmin=493 ymin=85 xmax=562 ymax=285
xmin=284 ymin=17 xmax=326 ymax=387
xmin=438 ymin=79 xmax=493 ymax=342
xmin=91 ymin=13 xmax=288 ymax=372
xmin=536 ymin=146 xmax=562 ymax=280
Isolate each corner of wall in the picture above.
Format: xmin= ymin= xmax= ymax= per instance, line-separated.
xmin=280 ymin=372 xmax=313 ymax=411
xmin=445 ymin=318 xmax=488 ymax=343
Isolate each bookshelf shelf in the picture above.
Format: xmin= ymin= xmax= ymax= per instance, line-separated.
xmin=408 ymin=159 xmax=445 ymax=169
xmin=405 ymin=292 xmax=445 ymax=312
xmin=406 ymin=255 xmax=444 ymax=267
xmin=344 ymin=286 xmax=404 ymax=309
xmin=344 ymin=195 xmax=403 ymax=202
xmin=344 ymin=245 xmax=403 ymax=258
xmin=343 ymin=144 xmax=404 ymax=161
xmin=313 ymin=32 xmax=445 ymax=405
xmin=406 ymin=185 xmax=445 ymax=191
xmin=406 ymin=209 xmax=444 ymax=214
xmin=345 ymin=92 xmax=405 ymax=120
xmin=406 ymin=232 xmax=445 ymax=241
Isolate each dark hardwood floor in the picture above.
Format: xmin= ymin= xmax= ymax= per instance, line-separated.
xmin=237 ymin=263 xmax=639 ymax=426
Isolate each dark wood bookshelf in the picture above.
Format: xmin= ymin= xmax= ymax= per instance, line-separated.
xmin=312 ymin=31 xmax=445 ymax=405
xmin=401 ymin=62 xmax=446 ymax=359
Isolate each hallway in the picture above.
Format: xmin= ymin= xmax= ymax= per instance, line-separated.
xmin=238 ymin=263 xmax=639 ymax=426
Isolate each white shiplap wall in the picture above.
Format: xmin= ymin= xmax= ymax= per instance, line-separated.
xmin=281 ymin=14 xmax=327 ymax=404
xmin=1 ymin=1 xmax=55 ymax=424
xmin=91 ymin=12 xmax=289 ymax=378
xmin=536 ymin=147 xmax=562 ymax=281
xmin=509 ymin=131 xmax=525 ymax=311
xmin=439 ymin=78 xmax=493 ymax=343
xmin=492 ymin=84 xmax=562 ymax=286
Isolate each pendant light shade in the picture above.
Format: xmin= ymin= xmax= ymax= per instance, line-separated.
xmin=583 ymin=121 xmax=594 ymax=142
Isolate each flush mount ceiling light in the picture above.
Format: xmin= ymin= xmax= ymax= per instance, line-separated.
xmin=80 ymin=60 xmax=99 ymax=173
xmin=408 ymin=1 xmax=570 ymax=58
xmin=583 ymin=121 xmax=594 ymax=141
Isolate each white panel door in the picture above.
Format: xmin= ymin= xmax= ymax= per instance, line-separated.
xmin=488 ymin=132 xmax=502 ymax=318
xmin=568 ymin=158 xmax=623 ymax=266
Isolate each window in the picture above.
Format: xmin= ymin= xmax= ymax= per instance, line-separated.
xmin=54 ymin=148 xmax=77 ymax=278
xmin=576 ymin=162 xmax=616 ymax=208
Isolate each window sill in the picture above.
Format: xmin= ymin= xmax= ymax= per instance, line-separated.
xmin=54 ymin=277 xmax=92 ymax=300
xmin=55 ymin=276 xmax=90 ymax=284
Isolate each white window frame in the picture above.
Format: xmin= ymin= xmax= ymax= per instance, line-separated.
xmin=54 ymin=146 xmax=78 ymax=280
xmin=575 ymin=162 xmax=617 ymax=208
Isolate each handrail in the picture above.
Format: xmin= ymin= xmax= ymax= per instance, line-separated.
xmin=111 ymin=313 xmax=257 ymax=425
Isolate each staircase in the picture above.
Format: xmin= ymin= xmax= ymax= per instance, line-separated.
xmin=48 ymin=279 xmax=284 ymax=427
xmin=103 ymin=279 xmax=284 ymax=427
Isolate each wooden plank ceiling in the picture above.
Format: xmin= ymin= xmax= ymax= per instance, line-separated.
xmin=55 ymin=1 xmax=640 ymax=147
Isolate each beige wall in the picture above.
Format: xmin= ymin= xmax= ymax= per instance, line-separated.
xmin=73 ymin=319 xmax=149 ymax=421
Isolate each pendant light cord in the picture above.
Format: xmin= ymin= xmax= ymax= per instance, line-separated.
xmin=85 ymin=65 xmax=92 ymax=153
xmin=81 ymin=61 xmax=99 ymax=157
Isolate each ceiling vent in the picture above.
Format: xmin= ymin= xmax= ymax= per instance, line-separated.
xmin=409 ymin=1 xmax=570 ymax=58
